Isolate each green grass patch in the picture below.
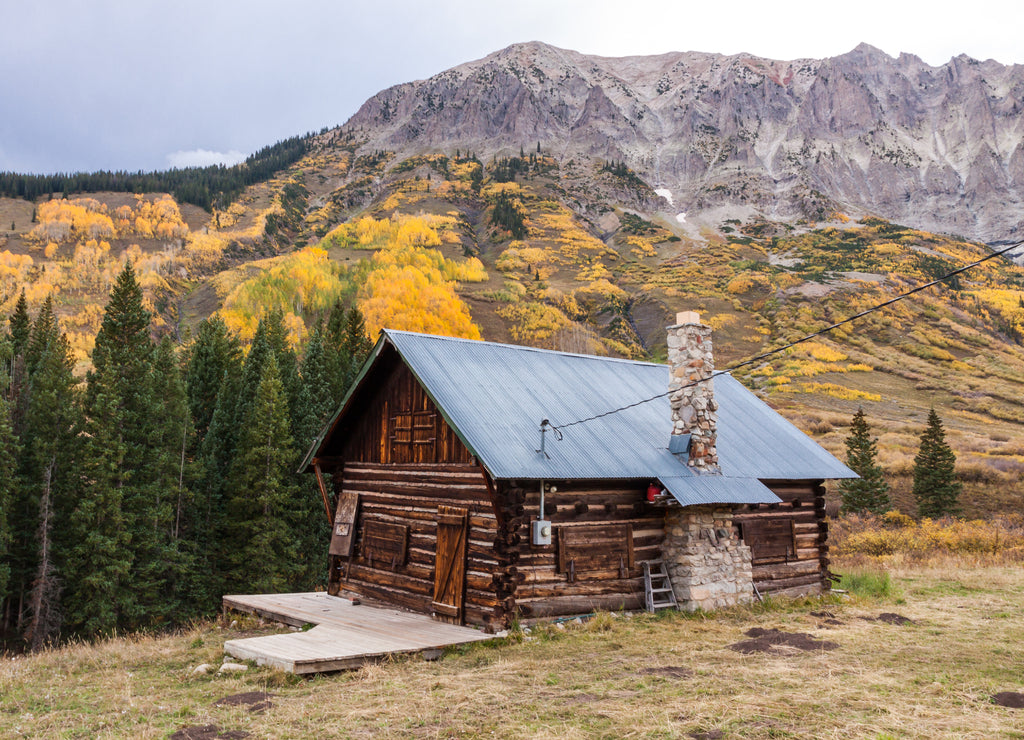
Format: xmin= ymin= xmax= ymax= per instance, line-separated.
xmin=837 ymin=569 xmax=896 ymax=599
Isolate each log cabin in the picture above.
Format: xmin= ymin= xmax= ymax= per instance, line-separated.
xmin=300 ymin=313 xmax=856 ymax=632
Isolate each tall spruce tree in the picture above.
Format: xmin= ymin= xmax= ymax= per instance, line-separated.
xmin=65 ymin=375 xmax=131 ymax=635
xmin=837 ymin=408 xmax=890 ymax=514
xmin=73 ymin=261 xmax=168 ymax=632
xmin=185 ymin=317 xmax=241 ymax=444
xmin=912 ymin=409 xmax=962 ymax=518
xmin=194 ymin=350 xmax=243 ymax=610
xmin=136 ymin=337 xmax=194 ymax=625
xmin=18 ymin=323 xmax=79 ymax=646
xmin=293 ymin=323 xmax=334 ymax=588
xmin=340 ymin=306 xmax=373 ymax=388
xmin=295 ymin=323 xmax=334 ymax=450
xmin=5 ymin=305 xmax=78 ymax=641
xmin=226 ymin=354 xmax=299 ymax=594
xmin=324 ymin=303 xmax=372 ymax=405
xmin=0 ymin=343 xmax=17 ymax=611
xmin=8 ymin=290 xmax=30 ymax=358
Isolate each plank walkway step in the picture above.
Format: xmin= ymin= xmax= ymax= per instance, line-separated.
xmin=222 ymin=592 xmax=496 ymax=674
xmin=643 ymin=560 xmax=678 ymax=612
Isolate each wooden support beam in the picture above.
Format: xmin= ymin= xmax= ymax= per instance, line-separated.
xmin=314 ymin=460 xmax=333 ymax=525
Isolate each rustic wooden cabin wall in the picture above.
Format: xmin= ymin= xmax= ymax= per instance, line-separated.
xmin=732 ymin=480 xmax=829 ymax=597
xmin=505 ymin=480 xmax=665 ymax=621
xmin=337 ymin=359 xmax=474 ymax=466
xmin=327 ymin=463 xmax=507 ymax=629
xmin=316 ymin=356 xmax=519 ymax=630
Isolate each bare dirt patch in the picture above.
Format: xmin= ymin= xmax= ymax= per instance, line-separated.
xmin=810 ymin=610 xmax=845 ymax=627
xmin=213 ymin=691 xmax=276 ymax=714
xmin=564 ymin=692 xmax=601 ymax=704
xmin=728 ymin=627 xmax=839 ymax=654
xmin=170 ymin=725 xmax=250 ymax=740
xmin=992 ymin=692 xmax=1024 ymax=708
xmin=638 ymin=665 xmax=693 ymax=679
xmin=860 ymin=613 xmax=914 ymax=625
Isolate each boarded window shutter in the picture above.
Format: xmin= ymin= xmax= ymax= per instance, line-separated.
xmin=390 ymin=411 xmax=437 ymax=460
xmin=557 ymin=523 xmax=634 ymax=575
xmin=329 ymin=491 xmax=359 ymax=557
xmin=361 ymin=520 xmax=409 ymax=569
xmin=738 ymin=518 xmax=796 ymax=561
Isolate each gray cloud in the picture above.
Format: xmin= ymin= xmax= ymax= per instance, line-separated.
xmin=166 ymin=149 xmax=247 ymax=169
xmin=2 ymin=0 xmax=1022 ymax=175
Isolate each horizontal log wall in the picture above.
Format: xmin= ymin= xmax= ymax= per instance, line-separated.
xmin=330 ymin=463 xmax=503 ymax=630
xmin=507 ymin=480 xmax=663 ymax=621
xmin=732 ymin=480 xmax=829 ymax=596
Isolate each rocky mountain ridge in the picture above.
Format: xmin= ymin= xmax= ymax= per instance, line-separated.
xmin=343 ymin=41 xmax=1024 ymax=243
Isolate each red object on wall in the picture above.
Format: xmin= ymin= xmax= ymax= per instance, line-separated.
xmin=646 ymin=482 xmax=660 ymax=502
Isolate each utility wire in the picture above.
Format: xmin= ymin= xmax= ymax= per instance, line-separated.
xmin=548 ymin=239 xmax=1024 ymax=433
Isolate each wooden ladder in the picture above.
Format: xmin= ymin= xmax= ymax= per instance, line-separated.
xmin=643 ymin=560 xmax=678 ymax=612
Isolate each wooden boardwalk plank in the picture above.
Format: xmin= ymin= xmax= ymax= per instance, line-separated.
xmin=222 ymin=592 xmax=495 ymax=674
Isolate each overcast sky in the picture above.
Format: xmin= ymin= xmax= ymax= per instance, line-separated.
xmin=2 ymin=0 xmax=1021 ymax=174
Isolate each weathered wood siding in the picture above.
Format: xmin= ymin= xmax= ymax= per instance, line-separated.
xmin=504 ymin=480 xmax=663 ymax=621
xmin=333 ymin=358 xmax=474 ymax=466
xmin=328 ymin=462 xmax=505 ymax=630
xmin=733 ymin=480 xmax=829 ymax=597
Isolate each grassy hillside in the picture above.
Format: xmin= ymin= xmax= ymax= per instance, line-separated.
xmin=5 ymin=134 xmax=1024 ymax=517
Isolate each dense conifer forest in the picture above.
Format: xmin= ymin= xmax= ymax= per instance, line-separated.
xmin=0 ymin=266 xmax=371 ymax=650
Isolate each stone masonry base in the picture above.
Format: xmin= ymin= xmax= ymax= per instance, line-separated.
xmin=662 ymin=506 xmax=753 ymax=611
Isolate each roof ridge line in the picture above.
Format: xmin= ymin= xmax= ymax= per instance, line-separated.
xmin=383 ymin=328 xmax=666 ymax=367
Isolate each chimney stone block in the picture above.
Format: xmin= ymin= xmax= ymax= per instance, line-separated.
xmin=667 ymin=314 xmax=719 ymax=471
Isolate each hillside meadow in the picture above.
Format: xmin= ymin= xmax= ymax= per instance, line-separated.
xmin=4 ymin=137 xmax=1024 ymax=525
xmin=2 ymin=530 xmax=1022 ymax=739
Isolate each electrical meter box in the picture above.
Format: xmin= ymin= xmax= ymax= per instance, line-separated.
xmin=532 ymin=519 xmax=552 ymax=546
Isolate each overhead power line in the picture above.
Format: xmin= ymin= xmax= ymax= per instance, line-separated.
xmin=548 ymin=239 xmax=1024 ymax=434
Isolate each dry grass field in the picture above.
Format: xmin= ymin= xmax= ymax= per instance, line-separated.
xmin=2 ymin=540 xmax=1022 ymax=739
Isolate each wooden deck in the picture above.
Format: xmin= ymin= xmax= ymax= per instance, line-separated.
xmin=222 ymin=592 xmax=497 ymax=674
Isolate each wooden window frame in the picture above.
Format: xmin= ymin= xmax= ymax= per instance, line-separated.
xmin=390 ymin=411 xmax=437 ymax=457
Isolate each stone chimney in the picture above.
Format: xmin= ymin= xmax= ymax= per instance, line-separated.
xmin=667 ymin=311 xmax=718 ymax=471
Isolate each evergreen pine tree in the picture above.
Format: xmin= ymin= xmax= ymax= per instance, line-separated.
xmin=185 ymin=317 xmax=241 ymax=444
xmin=65 ymin=374 xmax=131 ymax=636
xmin=0 ymin=344 xmax=17 ymax=609
xmin=912 ymin=409 xmax=962 ymax=518
xmin=19 ymin=327 xmax=79 ymax=647
xmin=194 ymin=353 xmax=243 ymax=610
xmin=76 ymin=261 xmax=165 ymax=632
xmin=226 ymin=354 xmax=299 ymax=594
xmin=293 ymin=324 xmax=335 ymax=588
xmin=134 ymin=337 xmax=193 ymax=625
xmin=232 ymin=316 xmax=273 ymax=434
xmin=24 ymin=296 xmax=56 ymax=378
xmin=837 ymin=408 xmax=890 ymax=514
xmin=8 ymin=290 xmax=30 ymax=357
xmin=338 ymin=306 xmax=373 ymax=393
xmin=295 ymin=323 xmax=335 ymax=450
xmin=5 ymin=305 xmax=77 ymax=640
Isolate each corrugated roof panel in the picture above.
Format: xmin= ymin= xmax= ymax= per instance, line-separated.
xmin=383 ymin=330 xmax=856 ymax=482
xmin=659 ymin=476 xmax=782 ymax=506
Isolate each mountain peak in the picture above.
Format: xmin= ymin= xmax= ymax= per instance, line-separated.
xmin=342 ymin=43 xmax=1024 ymax=242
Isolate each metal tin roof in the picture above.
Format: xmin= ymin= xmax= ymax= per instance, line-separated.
xmin=302 ymin=330 xmax=855 ymax=504
xmin=658 ymin=476 xmax=781 ymax=507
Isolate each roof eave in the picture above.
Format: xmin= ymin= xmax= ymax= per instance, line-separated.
xmin=297 ymin=333 xmax=390 ymax=474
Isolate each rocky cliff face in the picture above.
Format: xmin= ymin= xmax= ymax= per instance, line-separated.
xmin=343 ymin=41 xmax=1024 ymax=242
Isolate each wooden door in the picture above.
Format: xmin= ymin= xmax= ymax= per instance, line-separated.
xmin=432 ymin=505 xmax=468 ymax=623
